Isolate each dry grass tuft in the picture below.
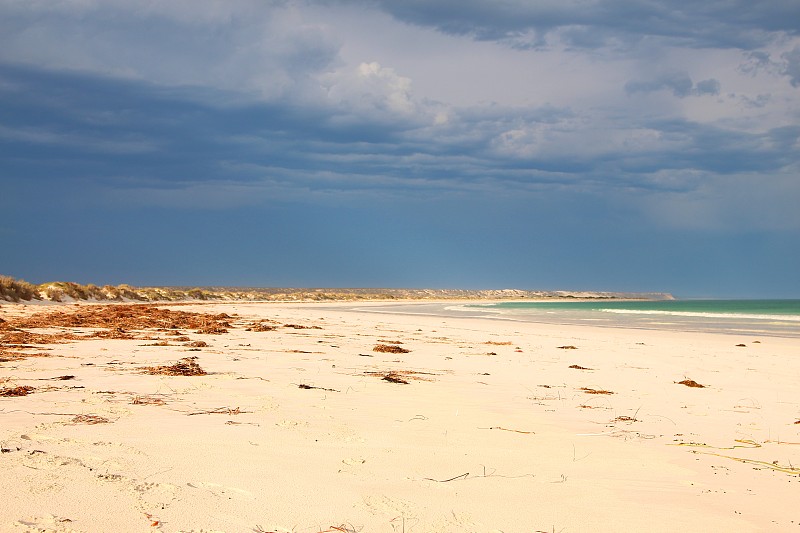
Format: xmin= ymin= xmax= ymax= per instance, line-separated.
xmin=373 ymin=344 xmax=410 ymax=354
xmin=484 ymin=341 xmax=513 ymax=346
xmin=141 ymin=357 xmax=207 ymax=376
xmin=0 ymin=275 xmax=38 ymax=302
xmin=677 ymin=379 xmax=706 ymax=388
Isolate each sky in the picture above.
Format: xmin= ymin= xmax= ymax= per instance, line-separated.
xmin=1 ymin=0 xmax=799 ymax=298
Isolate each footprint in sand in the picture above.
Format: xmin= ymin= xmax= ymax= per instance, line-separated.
xmin=275 ymin=419 xmax=307 ymax=429
xmin=132 ymin=481 xmax=180 ymax=509
xmin=431 ymin=511 xmax=482 ymax=533
xmin=21 ymin=452 xmax=86 ymax=471
xmin=362 ymin=494 xmax=415 ymax=517
xmin=10 ymin=515 xmax=81 ymax=533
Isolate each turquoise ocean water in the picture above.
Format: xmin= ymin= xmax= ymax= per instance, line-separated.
xmin=458 ymin=299 xmax=800 ymax=337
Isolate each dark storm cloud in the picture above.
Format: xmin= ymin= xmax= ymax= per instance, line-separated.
xmin=350 ymin=0 xmax=800 ymax=50
xmin=3 ymin=63 xmax=796 ymax=209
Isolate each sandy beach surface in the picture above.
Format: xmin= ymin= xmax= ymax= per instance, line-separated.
xmin=1 ymin=301 xmax=799 ymax=533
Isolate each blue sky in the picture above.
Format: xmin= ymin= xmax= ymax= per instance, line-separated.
xmin=1 ymin=0 xmax=799 ymax=297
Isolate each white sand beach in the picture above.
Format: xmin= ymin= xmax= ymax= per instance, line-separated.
xmin=1 ymin=301 xmax=799 ymax=532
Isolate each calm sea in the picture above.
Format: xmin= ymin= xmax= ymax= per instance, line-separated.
xmin=455 ymin=299 xmax=800 ymax=337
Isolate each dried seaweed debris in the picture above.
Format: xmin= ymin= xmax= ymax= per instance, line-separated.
xmin=142 ymin=357 xmax=207 ymax=376
xmin=373 ymin=344 xmax=410 ymax=354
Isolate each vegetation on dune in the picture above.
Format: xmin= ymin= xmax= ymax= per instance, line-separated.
xmin=0 ymin=274 xmax=674 ymax=303
xmin=0 ymin=276 xmax=38 ymax=302
xmin=0 ymin=275 xmax=221 ymax=303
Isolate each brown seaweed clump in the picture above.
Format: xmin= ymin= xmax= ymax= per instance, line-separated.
xmin=373 ymin=344 xmax=410 ymax=354
xmin=246 ymin=322 xmax=278 ymax=332
xmin=141 ymin=357 xmax=206 ymax=376
xmin=14 ymin=304 xmax=233 ymax=335
xmin=0 ymin=385 xmax=34 ymax=397
xmin=677 ymin=379 xmax=706 ymax=388
xmin=185 ymin=340 xmax=208 ymax=348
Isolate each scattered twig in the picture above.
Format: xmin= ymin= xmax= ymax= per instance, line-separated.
xmin=478 ymin=426 xmax=535 ymax=434
xmin=186 ymin=407 xmax=249 ymax=416
xmin=580 ymin=387 xmax=614 ymax=395
xmin=131 ymin=395 xmax=167 ymax=406
xmin=691 ymin=450 xmax=800 ymax=475
xmin=422 ymin=472 xmax=469 ymax=483
xmin=422 ymin=466 xmax=535 ymax=483
xmin=672 ymin=439 xmax=761 ymax=450
xmin=363 ymin=370 xmax=437 ymax=383
xmin=298 ymin=384 xmax=340 ymax=392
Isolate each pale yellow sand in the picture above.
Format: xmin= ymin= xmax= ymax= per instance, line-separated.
xmin=1 ymin=301 xmax=799 ymax=532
